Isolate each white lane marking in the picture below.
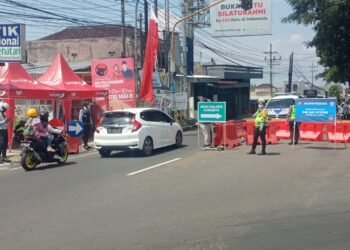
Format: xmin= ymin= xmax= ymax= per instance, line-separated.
xmin=127 ymin=158 xmax=182 ymax=176
xmin=9 ymin=167 xmax=21 ymax=171
xmin=0 ymin=166 xmax=9 ymax=170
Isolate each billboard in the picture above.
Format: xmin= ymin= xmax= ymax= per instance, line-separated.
xmin=210 ymin=0 xmax=272 ymax=37
xmin=295 ymin=98 xmax=337 ymax=123
xmin=91 ymin=58 xmax=136 ymax=109
xmin=0 ymin=24 xmax=26 ymax=62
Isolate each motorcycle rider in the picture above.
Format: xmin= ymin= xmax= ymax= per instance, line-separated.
xmin=32 ymin=111 xmax=62 ymax=154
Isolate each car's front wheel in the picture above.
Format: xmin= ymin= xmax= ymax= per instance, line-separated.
xmin=142 ymin=137 xmax=153 ymax=156
xmin=99 ymin=148 xmax=112 ymax=157
xmin=175 ymin=131 xmax=183 ymax=147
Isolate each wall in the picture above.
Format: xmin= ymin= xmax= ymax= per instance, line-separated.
xmin=26 ymin=36 xmax=135 ymax=64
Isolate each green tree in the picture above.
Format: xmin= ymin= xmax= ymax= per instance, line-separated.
xmin=282 ymin=0 xmax=350 ymax=85
xmin=328 ymin=84 xmax=342 ymax=102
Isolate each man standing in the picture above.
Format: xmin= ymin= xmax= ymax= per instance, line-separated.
xmin=288 ymin=99 xmax=300 ymax=145
xmin=0 ymin=101 xmax=10 ymax=162
xmin=248 ymin=99 xmax=268 ymax=155
xmin=199 ymin=98 xmax=213 ymax=148
xmin=79 ymin=102 xmax=92 ymax=149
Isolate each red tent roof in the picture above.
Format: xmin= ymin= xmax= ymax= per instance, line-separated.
xmin=38 ymin=53 xmax=108 ymax=99
xmin=0 ymin=63 xmax=64 ymax=99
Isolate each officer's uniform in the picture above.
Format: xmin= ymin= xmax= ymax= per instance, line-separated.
xmin=288 ymin=104 xmax=300 ymax=145
xmin=249 ymin=108 xmax=268 ymax=155
xmin=79 ymin=105 xmax=92 ymax=149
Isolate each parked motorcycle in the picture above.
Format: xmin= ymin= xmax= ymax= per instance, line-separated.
xmin=20 ymin=133 xmax=68 ymax=171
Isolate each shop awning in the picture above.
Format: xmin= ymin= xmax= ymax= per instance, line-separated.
xmin=38 ymin=53 xmax=108 ymax=99
xmin=0 ymin=63 xmax=64 ymax=99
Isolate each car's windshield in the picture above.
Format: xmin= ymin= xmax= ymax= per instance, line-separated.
xmin=101 ymin=112 xmax=134 ymax=126
xmin=266 ymin=98 xmax=295 ymax=109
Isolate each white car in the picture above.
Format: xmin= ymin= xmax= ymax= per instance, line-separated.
xmin=265 ymin=94 xmax=300 ymax=118
xmin=94 ymin=108 xmax=183 ymax=157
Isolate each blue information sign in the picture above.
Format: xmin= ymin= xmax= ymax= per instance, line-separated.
xmin=67 ymin=120 xmax=84 ymax=137
xmin=295 ymin=98 xmax=337 ymax=123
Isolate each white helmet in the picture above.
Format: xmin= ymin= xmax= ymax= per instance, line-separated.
xmin=0 ymin=101 xmax=9 ymax=112
xmin=258 ymin=99 xmax=265 ymax=104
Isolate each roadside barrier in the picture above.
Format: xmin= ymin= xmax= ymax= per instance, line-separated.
xmin=244 ymin=120 xmax=279 ymax=145
xmin=276 ymin=119 xmax=290 ymax=139
xmin=326 ymin=122 xmax=350 ymax=143
xmin=300 ymin=123 xmax=323 ymax=141
xmin=67 ymin=136 xmax=80 ymax=154
xmin=213 ymin=119 xmax=350 ymax=146
xmin=214 ymin=120 xmax=243 ymax=148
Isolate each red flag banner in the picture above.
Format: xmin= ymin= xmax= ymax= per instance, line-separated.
xmin=140 ymin=10 xmax=159 ymax=104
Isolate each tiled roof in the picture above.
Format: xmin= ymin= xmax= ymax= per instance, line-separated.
xmin=39 ymin=25 xmax=135 ymax=41
xmin=256 ymin=83 xmax=277 ymax=89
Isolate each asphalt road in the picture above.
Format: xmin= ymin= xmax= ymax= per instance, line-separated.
xmin=1 ymin=132 xmax=350 ymax=250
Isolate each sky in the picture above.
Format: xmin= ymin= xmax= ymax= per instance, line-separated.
xmin=0 ymin=0 xmax=323 ymax=88
xmin=194 ymin=0 xmax=323 ymax=88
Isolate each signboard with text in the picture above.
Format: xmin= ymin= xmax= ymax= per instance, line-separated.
xmin=295 ymin=98 xmax=337 ymax=123
xmin=175 ymin=92 xmax=188 ymax=111
xmin=0 ymin=24 xmax=26 ymax=62
xmin=198 ymin=102 xmax=226 ymax=123
xmin=91 ymin=58 xmax=136 ymax=110
xmin=210 ymin=0 xmax=272 ymax=37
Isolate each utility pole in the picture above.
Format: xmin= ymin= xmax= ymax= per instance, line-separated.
xmin=310 ymin=62 xmax=318 ymax=89
xmin=134 ymin=0 xmax=140 ymax=68
xmin=182 ymin=0 xmax=188 ymax=92
xmin=139 ymin=13 xmax=143 ymax=64
xmin=144 ymin=0 xmax=148 ymax=51
xmin=264 ymin=43 xmax=281 ymax=97
xmin=165 ymin=0 xmax=170 ymax=88
xmin=155 ymin=0 xmax=158 ymax=17
xmin=121 ymin=0 xmax=126 ymax=57
xmin=287 ymin=52 xmax=293 ymax=93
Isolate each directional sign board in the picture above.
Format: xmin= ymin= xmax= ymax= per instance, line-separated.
xmin=197 ymin=102 xmax=226 ymax=123
xmin=67 ymin=120 xmax=84 ymax=137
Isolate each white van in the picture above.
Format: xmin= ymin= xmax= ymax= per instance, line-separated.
xmin=265 ymin=94 xmax=300 ymax=118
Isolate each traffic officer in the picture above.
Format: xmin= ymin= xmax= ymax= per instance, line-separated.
xmin=288 ymin=99 xmax=300 ymax=145
xmin=79 ymin=102 xmax=92 ymax=149
xmin=248 ymin=99 xmax=268 ymax=155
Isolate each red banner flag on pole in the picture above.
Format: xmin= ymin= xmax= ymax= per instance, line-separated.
xmin=140 ymin=9 xmax=158 ymax=104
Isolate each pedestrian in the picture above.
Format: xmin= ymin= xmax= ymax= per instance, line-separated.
xmin=199 ymin=98 xmax=213 ymax=148
xmin=0 ymin=101 xmax=10 ymax=162
xmin=248 ymin=99 xmax=268 ymax=155
xmin=79 ymin=102 xmax=92 ymax=149
xmin=288 ymin=99 xmax=300 ymax=145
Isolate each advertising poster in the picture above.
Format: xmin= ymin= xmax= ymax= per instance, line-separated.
xmin=210 ymin=0 xmax=272 ymax=37
xmin=0 ymin=24 xmax=26 ymax=62
xmin=175 ymin=92 xmax=188 ymax=111
xmin=91 ymin=58 xmax=136 ymax=110
xmin=153 ymin=91 xmax=174 ymax=115
xmin=295 ymin=98 xmax=337 ymax=123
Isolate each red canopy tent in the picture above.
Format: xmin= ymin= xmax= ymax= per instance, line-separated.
xmin=37 ymin=53 xmax=108 ymax=125
xmin=0 ymin=63 xmax=65 ymax=149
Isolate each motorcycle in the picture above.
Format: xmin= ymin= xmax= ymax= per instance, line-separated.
xmin=20 ymin=132 xmax=68 ymax=171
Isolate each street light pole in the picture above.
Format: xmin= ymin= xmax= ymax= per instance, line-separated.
xmin=170 ymin=0 xmax=225 ymax=73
